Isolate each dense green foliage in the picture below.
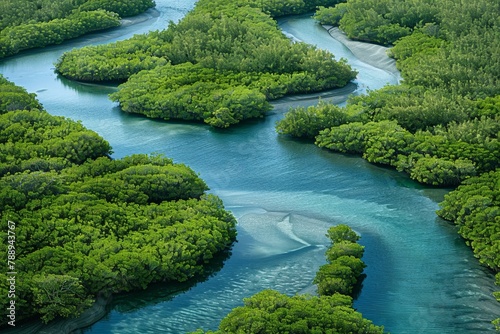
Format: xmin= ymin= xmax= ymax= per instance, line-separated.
xmin=314 ymin=0 xmax=438 ymax=45
xmin=0 ymin=0 xmax=155 ymax=58
xmin=0 ymin=76 xmax=236 ymax=326
xmin=0 ymin=10 xmax=120 ymax=64
xmin=193 ymin=290 xmax=383 ymax=334
xmin=0 ymin=108 xmax=113 ymax=176
xmin=55 ymin=0 xmax=357 ymax=127
xmin=315 ymin=116 xmax=500 ymax=186
xmin=243 ymin=0 xmax=345 ymax=18
xmin=279 ymin=97 xmax=500 ymax=186
xmin=108 ymin=59 xmax=354 ymax=127
xmin=438 ymin=171 xmax=500 ymax=270
xmin=0 ymin=0 xmax=86 ymax=29
xmin=278 ymin=0 xmax=500 ymax=327
xmin=314 ymin=0 xmax=499 ymax=97
xmin=0 ymin=76 xmax=42 ymax=112
xmin=79 ymin=0 xmax=155 ymax=17
xmin=437 ymin=170 xmax=500 ymax=324
xmin=314 ymin=225 xmax=366 ymax=297
xmin=278 ymin=0 xmax=500 ymax=187
xmin=276 ymin=100 xmax=350 ymax=138
xmin=108 ymin=63 xmax=273 ymax=128
xmin=194 ymin=225 xmax=383 ymax=334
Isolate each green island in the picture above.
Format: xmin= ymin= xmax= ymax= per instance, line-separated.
xmin=193 ymin=225 xmax=384 ymax=333
xmin=0 ymin=75 xmax=236 ymax=326
xmin=54 ymin=0 xmax=357 ymax=128
xmin=277 ymin=0 xmax=500 ymax=328
xmin=0 ymin=0 xmax=155 ymax=59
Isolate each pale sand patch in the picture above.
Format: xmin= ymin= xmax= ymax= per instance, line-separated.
xmin=323 ymin=25 xmax=399 ymax=76
xmin=120 ymin=8 xmax=160 ymax=27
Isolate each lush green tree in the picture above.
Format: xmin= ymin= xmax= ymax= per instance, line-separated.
xmin=314 ymin=0 xmax=439 ymax=45
xmin=31 ymin=274 xmax=94 ymax=323
xmin=0 ymin=10 xmax=121 ymax=58
xmin=326 ymin=241 xmax=365 ymax=262
xmin=0 ymin=109 xmax=112 ymax=177
xmin=79 ymin=0 xmax=155 ymax=17
xmin=388 ymin=30 xmax=445 ymax=63
xmin=195 ymin=290 xmax=384 ymax=334
xmin=276 ymin=100 xmax=350 ymax=138
xmin=314 ymin=117 xmax=497 ymax=186
xmin=0 ymin=0 xmax=87 ymax=30
xmin=0 ymin=75 xmax=42 ymax=113
xmin=315 ymin=262 xmax=358 ymax=295
xmin=314 ymin=225 xmax=366 ymax=297
xmin=313 ymin=4 xmax=349 ymax=26
xmin=326 ymin=224 xmax=360 ymax=243
xmin=409 ymin=157 xmax=476 ymax=186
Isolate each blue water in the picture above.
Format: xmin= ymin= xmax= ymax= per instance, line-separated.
xmin=1 ymin=1 xmax=498 ymax=333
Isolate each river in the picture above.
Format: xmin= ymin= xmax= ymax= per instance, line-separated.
xmin=1 ymin=1 xmax=499 ymax=333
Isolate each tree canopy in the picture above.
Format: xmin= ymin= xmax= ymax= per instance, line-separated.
xmin=55 ymin=0 xmax=357 ymax=127
xmin=194 ymin=290 xmax=383 ymax=334
xmin=0 ymin=0 xmax=155 ymax=58
xmin=277 ymin=0 xmax=500 ymax=327
xmin=278 ymin=0 xmax=500 ymax=187
xmin=437 ymin=170 xmax=500 ymax=330
xmin=0 ymin=75 xmax=236 ymax=326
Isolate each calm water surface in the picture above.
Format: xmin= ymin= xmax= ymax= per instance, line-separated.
xmin=1 ymin=1 xmax=499 ymax=333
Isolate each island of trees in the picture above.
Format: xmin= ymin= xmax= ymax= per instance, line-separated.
xmin=0 ymin=0 xmax=155 ymax=59
xmin=54 ymin=0 xmax=357 ymax=127
xmin=0 ymin=75 xmax=237 ymax=326
xmin=194 ymin=225 xmax=385 ymax=333
xmin=276 ymin=0 xmax=499 ymax=328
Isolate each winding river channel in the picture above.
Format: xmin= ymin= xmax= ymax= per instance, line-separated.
xmin=1 ymin=1 xmax=499 ymax=333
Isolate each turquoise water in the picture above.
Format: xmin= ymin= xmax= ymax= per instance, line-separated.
xmin=1 ymin=1 xmax=499 ymax=333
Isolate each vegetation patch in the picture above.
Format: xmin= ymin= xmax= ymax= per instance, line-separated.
xmin=0 ymin=0 xmax=156 ymax=58
xmin=55 ymin=0 xmax=357 ymax=127
xmin=0 ymin=75 xmax=236 ymax=326
xmin=277 ymin=0 xmax=500 ymax=327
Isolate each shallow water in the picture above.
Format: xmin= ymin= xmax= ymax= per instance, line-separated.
xmin=1 ymin=1 xmax=499 ymax=333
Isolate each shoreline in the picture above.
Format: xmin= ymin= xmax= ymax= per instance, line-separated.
xmin=1 ymin=295 xmax=110 ymax=334
xmin=268 ymin=82 xmax=357 ymax=114
xmin=322 ymin=25 xmax=400 ymax=78
xmin=270 ymin=23 xmax=401 ymax=113
xmin=120 ymin=8 xmax=161 ymax=27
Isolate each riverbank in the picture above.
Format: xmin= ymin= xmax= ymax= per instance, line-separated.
xmin=269 ymin=82 xmax=358 ymax=114
xmin=1 ymin=295 xmax=110 ymax=334
xmin=120 ymin=8 xmax=160 ymax=27
xmin=323 ymin=25 xmax=400 ymax=78
xmin=271 ymin=19 xmax=400 ymax=113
